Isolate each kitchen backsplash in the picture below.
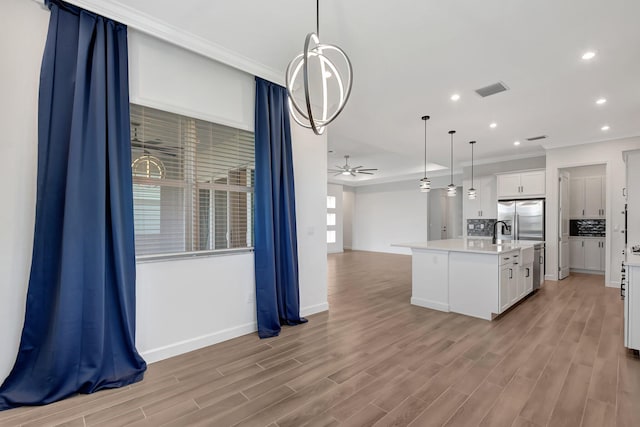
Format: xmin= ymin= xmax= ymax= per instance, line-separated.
xmin=466 ymin=219 xmax=497 ymax=237
xmin=570 ymin=219 xmax=606 ymax=237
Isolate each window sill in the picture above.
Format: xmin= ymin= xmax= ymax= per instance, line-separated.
xmin=136 ymin=248 xmax=254 ymax=264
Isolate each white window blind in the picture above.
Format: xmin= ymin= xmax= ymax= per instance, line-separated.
xmin=130 ymin=104 xmax=255 ymax=257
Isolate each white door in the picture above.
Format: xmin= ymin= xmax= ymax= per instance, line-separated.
xmin=428 ymin=189 xmax=444 ymax=241
xmin=559 ymin=172 xmax=571 ymax=279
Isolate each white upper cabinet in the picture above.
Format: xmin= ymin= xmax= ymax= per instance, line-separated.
xmin=496 ymin=170 xmax=545 ymax=199
xmin=570 ymin=175 xmax=605 ymax=218
xmin=570 ymin=178 xmax=586 ymax=218
xmin=463 ymin=176 xmax=497 ymax=219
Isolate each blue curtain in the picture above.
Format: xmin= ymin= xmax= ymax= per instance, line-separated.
xmin=0 ymin=0 xmax=146 ymax=410
xmin=254 ymin=77 xmax=307 ymax=338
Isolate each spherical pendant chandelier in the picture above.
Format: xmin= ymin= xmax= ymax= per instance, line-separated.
xmin=285 ymin=0 xmax=353 ymax=135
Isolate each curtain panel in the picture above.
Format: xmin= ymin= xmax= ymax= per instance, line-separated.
xmin=254 ymin=77 xmax=307 ymax=338
xmin=0 ymin=0 xmax=146 ymax=410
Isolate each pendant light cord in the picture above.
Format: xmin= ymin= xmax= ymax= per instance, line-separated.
xmin=424 ymin=119 xmax=427 ymax=177
xmin=450 ymin=133 xmax=454 ymax=185
xmin=316 ymin=0 xmax=320 ymax=36
xmin=471 ymin=142 xmax=474 ymax=188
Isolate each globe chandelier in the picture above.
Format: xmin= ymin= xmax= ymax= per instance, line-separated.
xmin=285 ymin=0 xmax=353 ymax=135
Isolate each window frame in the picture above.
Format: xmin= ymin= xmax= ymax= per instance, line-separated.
xmin=130 ymin=104 xmax=255 ymax=261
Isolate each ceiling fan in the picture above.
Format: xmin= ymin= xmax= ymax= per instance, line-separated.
xmin=329 ymin=155 xmax=378 ymax=177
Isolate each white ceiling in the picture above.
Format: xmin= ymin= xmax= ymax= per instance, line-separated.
xmin=72 ymin=0 xmax=640 ymax=186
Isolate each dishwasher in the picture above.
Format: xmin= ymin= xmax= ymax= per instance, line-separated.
xmin=532 ymin=243 xmax=545 ymax=290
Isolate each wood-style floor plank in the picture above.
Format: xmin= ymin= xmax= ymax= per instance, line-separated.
xmin=0 ymin=253 xmax=637 ymax=426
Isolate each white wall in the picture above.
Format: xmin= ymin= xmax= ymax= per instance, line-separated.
xmin=343 ymin=188 xmax=355 ymax=249
xmin=292 ymin=126 xmax=329 ymax=315
xmin=564 ymin=164 xmax=606 ymax=178
xmin=546 ymin=137 xmax=640 ymax=286
xmin=0 ymin=0 xmax=49 ymax=383
xmin=327 ymin=183 xmax=343 ymax=253
xmin=0 ymin=2 xmax=328 ymax=379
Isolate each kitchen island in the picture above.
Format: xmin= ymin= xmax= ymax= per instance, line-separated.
xmin=394 ymin=239 xmax=536 ymax=320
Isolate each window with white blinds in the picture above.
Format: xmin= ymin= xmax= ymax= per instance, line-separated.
xmin=130 ymin=104 xmax=255 ymax=257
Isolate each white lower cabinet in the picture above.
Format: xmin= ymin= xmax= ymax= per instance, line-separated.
xmin=569 ymin=239 xmax=585 ymax=269
xmin=499 ymin=263 xmax=515 ymax=313
xmin=499 ymin=251 xmax=519 ymax=313
xmin=499 ymin=249 xmax=534 ymax=314
xmin=569 ymin=237 xmax=605 ymax=271
xmin=520 ymin=262 xmax=533 ymax=297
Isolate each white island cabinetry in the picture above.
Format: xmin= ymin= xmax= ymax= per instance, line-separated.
xmin=398 ymin=239 xmax=537 ymax=320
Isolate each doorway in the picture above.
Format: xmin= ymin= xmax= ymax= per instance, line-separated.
xmin=558 ymin=164 xmax=607 ymax=279
xmin=428 ymin=187 xmax=463 ymax=240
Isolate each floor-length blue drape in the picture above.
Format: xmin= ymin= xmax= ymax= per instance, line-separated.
xmin=254 ymin=77 xmax=307 ymax=338
xmin=0 ymin=0 xmax=146 ymax=410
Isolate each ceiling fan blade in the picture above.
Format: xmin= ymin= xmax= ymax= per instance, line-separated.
xmin=356 ymin=171 xmax=374 ymax=175
xmin=336 ymin=165 xmax=344 ymax=169
xmin=355 ymin=168 xmax=378 ymax=171
xmin=352 ymin=166 xmax=363 ymax=169
xmin=350 ymin=172 xmax=356 ymax=177
xmin=334 ymin=172 xmax=343 ymax=176
xmin=328 ymin=169 xmax=342 ymax=172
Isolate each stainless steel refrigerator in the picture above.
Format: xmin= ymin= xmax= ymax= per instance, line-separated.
xmin=498 ymin=199 xmax=545 ymax=290
xmin=497 ymin=199 xmax=545 ymax=242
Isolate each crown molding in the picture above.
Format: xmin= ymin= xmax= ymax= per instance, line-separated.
xmin=61 ymin=0 xmax=284 ymax=85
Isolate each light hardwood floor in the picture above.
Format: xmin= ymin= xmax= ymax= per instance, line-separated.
xmin=1 ymin=250 xmax=639 ymax=426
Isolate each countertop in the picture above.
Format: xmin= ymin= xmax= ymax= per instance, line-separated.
xmin=393 ymin=238 xmax=539 ymax=255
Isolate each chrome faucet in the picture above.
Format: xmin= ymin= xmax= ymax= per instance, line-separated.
xmin=492 ymin=220 xmax=510 ymax=245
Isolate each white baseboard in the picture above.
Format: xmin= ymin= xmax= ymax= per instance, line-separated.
xmin=142 ymin=322 xmax=257 ymax=364
xmin=142 ymin=302 xmax=329 ymax=364
xmin=411 ymin=297 xmax=449 ymax=313
xmin=607 ymin=281 xmax=621 ymax=288
xmin=545 ymin=274 xmax=556 ymax=281
xmin=301 ymin=302 xmax=329 ymax=317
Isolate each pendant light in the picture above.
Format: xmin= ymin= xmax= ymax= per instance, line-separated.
xmin=447 ymin=130 xmax=457 ymax=197
xmin=285 ymin=0 xmax=353 ymax=135
xmin=419 ymin=115 xmax=431 ymax=192
xmin=468 ymin=141 xmax=477 ymax=200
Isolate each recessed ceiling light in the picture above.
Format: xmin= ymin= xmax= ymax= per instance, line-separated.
xmin=596 ymin=98 xmax=607 ymax=105
xmin=489 ymin=122 xmax=497 ymax=129
xmin=513 ymin=141 xmax=521 ymax=146
xmin=450 ymin=93 xmax=460 ymax=101
xmin=582 ymin=51 xmax=596 ymax=60
xmin=601 ymin=125 xmax=610 ymax=131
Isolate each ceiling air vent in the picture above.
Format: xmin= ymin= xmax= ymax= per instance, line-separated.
xmin=526 ymin=135 xmax=548 ymax=142
xmin=475 ymin=81 xmax=509 ymax=98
